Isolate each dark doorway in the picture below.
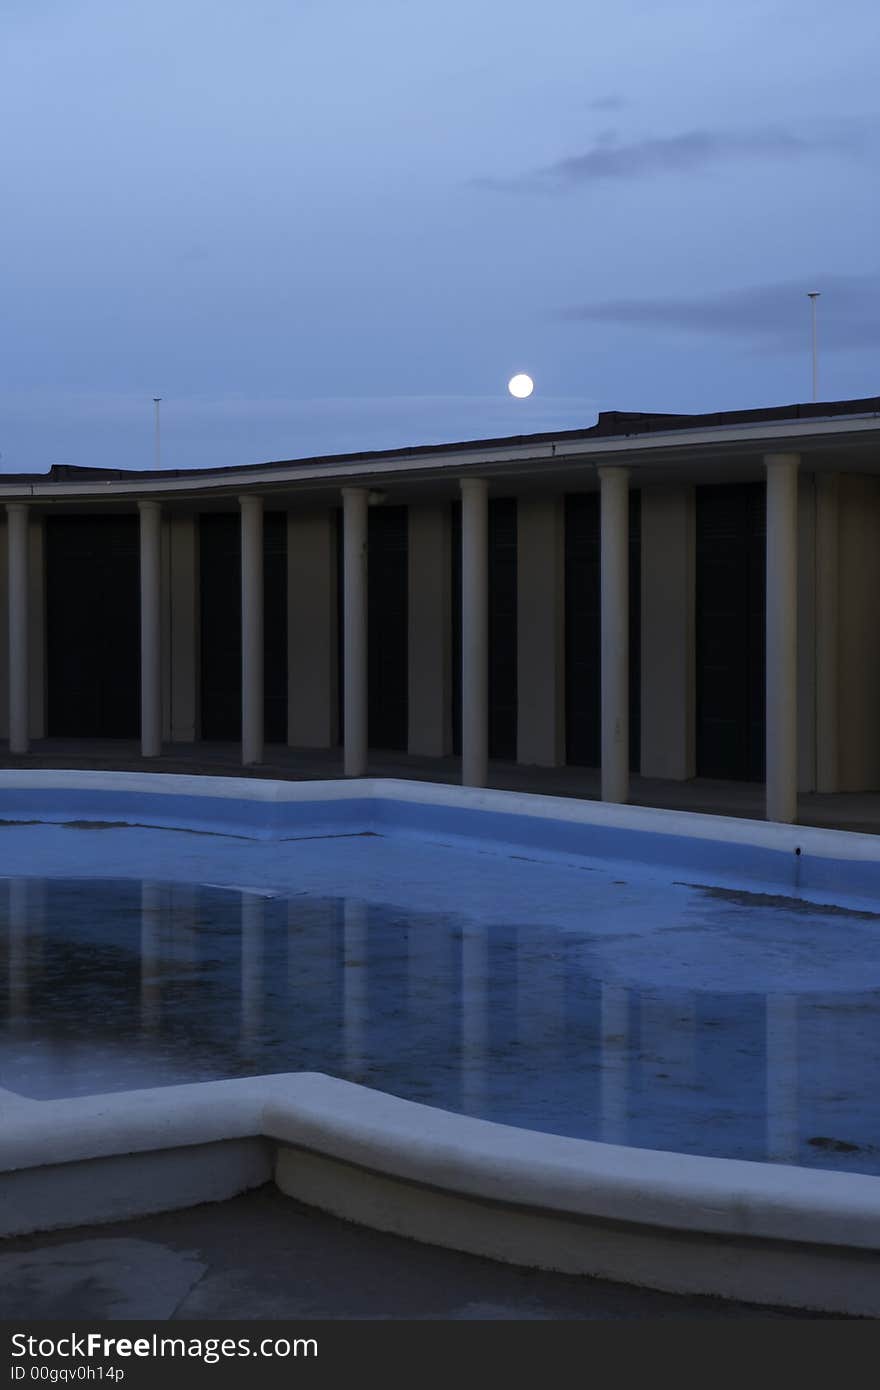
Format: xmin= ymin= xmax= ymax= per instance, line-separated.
xmin=46 ymin=515 xmax=140 ymax=737
xmin=488 ymin=498 xmax=518 ymax=760
xmin=695 ymin=482 xmax=765 ymax=781
xmin=335 ymin=506 xmax=409 ymax=752
xmin=263 ymin=515 xmax=288 ymax=743
xmin=564 ymin=491 xmax=641 ymax=771
xmin=199 ymin=512 xmax=288 ymax=742
xmin=368 ymin=506 xmax=408 ymax=751
xmin=450 ymin=497 xmax=518 ymax=762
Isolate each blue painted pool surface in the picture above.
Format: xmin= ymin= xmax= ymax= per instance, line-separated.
xmin=2 ymin=812 xmax=880 ymax=1176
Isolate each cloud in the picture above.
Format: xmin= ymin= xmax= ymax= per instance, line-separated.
xmin=474 ymin=123 xmax=863 ymax=191
xmin=586 ymin=94 xmax=626 ymax=111
xmin=559 ymin=272 xmax=880 ymax=351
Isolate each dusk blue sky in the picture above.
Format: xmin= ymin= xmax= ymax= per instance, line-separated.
xmin=1 ymin=0 xmax=878 ymax=473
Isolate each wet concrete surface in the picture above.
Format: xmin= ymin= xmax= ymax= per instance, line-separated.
xmin=0 ymin=1186 xmax=824 ymax=1321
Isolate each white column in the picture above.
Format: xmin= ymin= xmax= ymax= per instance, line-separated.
xmin=460 ymin=477 xmax=489 ymax=787
xmin=598 ymin=466 xmax=629 ymax=803
xmin=6 ymin=503 xmax=29 ymax=754
xmin=138 ymin=500 xmax=162 ymax=757
xmin=342 ymin=487 xmax=368 ymax=776
xmin=240 ymin=494 xmax=264 ymax=766
xmin=765 ymin=453 xmax=800 ymax=823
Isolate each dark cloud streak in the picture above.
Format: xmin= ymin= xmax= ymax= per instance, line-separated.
xmin=586 ymin=94 xmax=626 ymax=110
xmin=475 ymin=124 xmax=864 ymax=191
xmin=560 ymin=274 xmax=880 ymax=351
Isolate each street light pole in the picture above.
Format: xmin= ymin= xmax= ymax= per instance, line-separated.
xmin=807 ymin=293 xmax=820 ymax=403
xmin=153 ymin=397 xmax=162 ymax=469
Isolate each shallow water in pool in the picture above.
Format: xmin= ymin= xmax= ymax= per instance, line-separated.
xmin=2 ymin=862 xmax=880 ymax=1176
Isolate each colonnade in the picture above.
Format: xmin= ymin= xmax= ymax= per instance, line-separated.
xmin=3 ymin=451 xmax=804 ymax=821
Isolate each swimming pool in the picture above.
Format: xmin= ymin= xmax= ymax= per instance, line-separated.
xmin=3 ymin=772 xmax=880 ymax=1313
xmin=3 ymin=849 xmax=880 ymax=1176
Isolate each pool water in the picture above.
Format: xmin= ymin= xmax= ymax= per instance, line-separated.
xmin=2 ymin=832 xmax=880 ymax=1176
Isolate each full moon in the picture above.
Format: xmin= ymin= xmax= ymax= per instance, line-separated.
xmin=507 ymin=373 xmax=534 ymax=399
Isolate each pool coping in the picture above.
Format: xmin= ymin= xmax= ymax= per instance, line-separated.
xmin=3 ymin=770 xmax=880 ymax=1313
xmin=2 ymin=1071 xmax=880 ymax=1314
xmin=4 ymin=765 xmax=880 ymax=856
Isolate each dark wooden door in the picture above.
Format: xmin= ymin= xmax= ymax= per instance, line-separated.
xmin=695 ymin=483 xmax=765 ymax=781
xmin=199 ymin=513 xmax=288 ymax=742
xmin=450 ymin=498 xmax=518 ymax=762
xmin=564 ymin=492 xmax=641 ymax=770
xmin=46 ymin=516 xmax=140 ymax=737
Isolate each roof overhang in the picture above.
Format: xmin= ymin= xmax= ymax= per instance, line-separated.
xmin=2 ymin=411 xmax=879 ymax=509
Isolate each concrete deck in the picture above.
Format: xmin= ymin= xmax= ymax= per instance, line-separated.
xmin=0 ymin=1186 xmax=822 ymax=1320
xmin=3 ymin=738 xmax=880 ymax=835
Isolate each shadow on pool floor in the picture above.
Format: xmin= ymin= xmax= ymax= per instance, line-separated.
xmin=0 ymin=1186 xmax=837 ymax=1321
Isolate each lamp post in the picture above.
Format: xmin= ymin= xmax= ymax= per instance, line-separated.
xmin=807 ymin=293 xmax=820 ymax=403
xmin=153 ymin=397 xmax=162 ymax=469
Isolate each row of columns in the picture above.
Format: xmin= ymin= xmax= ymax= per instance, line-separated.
xmin=3 ymin=494 xmax=269 ymax=767
xmin=4 ymin=451 xmax=803 ymax=821
xmin=340 ymin=449 xmax=807 ymax=822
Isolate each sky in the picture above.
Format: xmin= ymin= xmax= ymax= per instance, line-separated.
xmin=1 ymin=0 xmax=878 ymax=473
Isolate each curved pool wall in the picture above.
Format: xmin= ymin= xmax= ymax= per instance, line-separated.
xmin=4 ymin=768 xmax=880 ymax=899
xmin=3 ymin=770 xmax=880 ymax=1316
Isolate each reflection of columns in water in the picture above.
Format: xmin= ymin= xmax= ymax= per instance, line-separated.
xmin=240 ymin=893 xmax=265 ymax=1050
xmin=600 ymin=983 xmax=630 ymax=1144
xmin=406 ymin=909 xmax=451 ymax=1067
xmin=460 ymin=923 xmax=489 ymax=1115
xmin=342 ymin=898 xmax=368 ymax=1076
xmin=140 ymin=881 xmax=163 ymax=1030
xmin=287 ymin=896 xmax=337 ymax=1027
xmin=766 ymin=994 xmax=799 ymax=1163
xmin=27 ymin=878 xmax=46 ymax=974
xmin=7 ymin=878 xmax=31 ymax=1023
xmin=287 ymin=898 xmax=304 ymax=1002
xmin=170 ymin=884 xmax=199 ymax=966
xmin=515 ymin=926 xmax=564 ymax=1095
xmin=639 ymin=991 xmax=696 ymax=1091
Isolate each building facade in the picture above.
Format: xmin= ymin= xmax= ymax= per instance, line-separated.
xmin=2 ymin=395 xmax=880 ymax=823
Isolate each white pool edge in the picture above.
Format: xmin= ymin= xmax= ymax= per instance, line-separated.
xmin=2 ymin=1072 xmax=880 ymax=1314
xmin=4 ymin=766 xmax=880 ymax=859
